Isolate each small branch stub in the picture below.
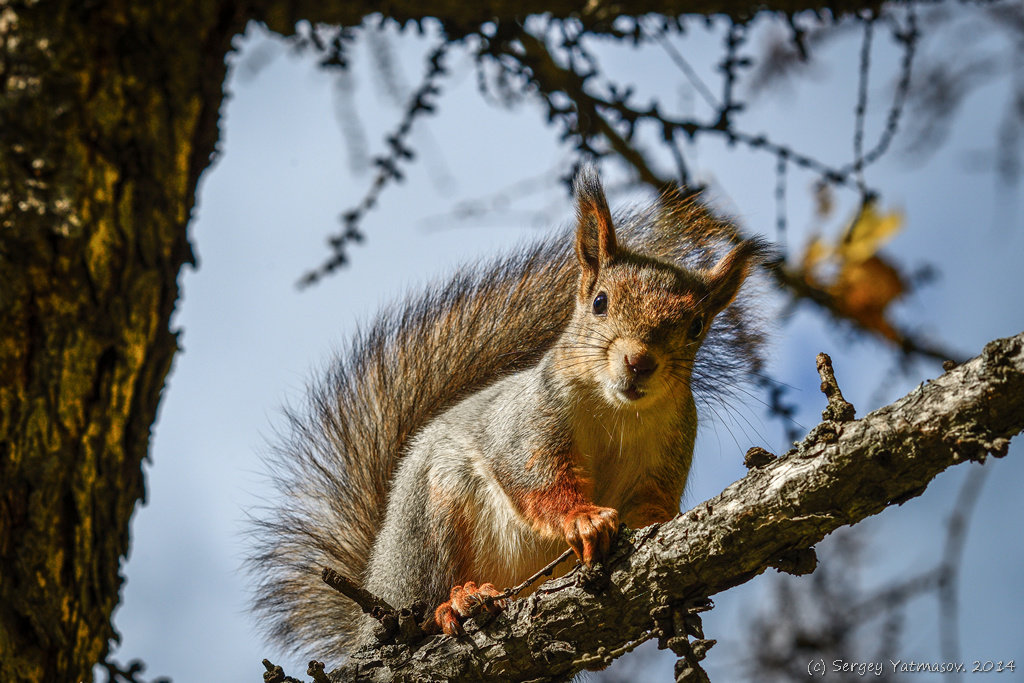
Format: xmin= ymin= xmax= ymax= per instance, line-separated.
xmin=307 ymin=661 xmax=330 ymax=683
xmin=744 ymin=446 xmax=776 ymax=469
xmin=653 ymin=596 xmax=715 ymax=683
xmin=674 ymin=638 xmax=715 ymax=683
xmin=322 ymin=566 xmax=396 ymax=616
xmin=398 ymin=605 xmax=426 ymax=642
xmin=262 ymin=659 xmax=301 ymax=683
xmin=816 ymin=352 xmax=856 ymax=422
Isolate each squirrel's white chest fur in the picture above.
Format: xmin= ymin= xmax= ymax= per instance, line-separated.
xmin=573 ymin=392 xmax=689 ymax=505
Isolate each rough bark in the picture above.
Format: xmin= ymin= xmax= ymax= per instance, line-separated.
xmin=0 ymin=2 xmax=243 ymax=681
xmin=316 ymin=332 xmax=1024 ymax=682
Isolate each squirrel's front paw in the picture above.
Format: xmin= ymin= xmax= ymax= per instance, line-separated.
xmin=434 ymin=581 xmax=505 ymax=636
xmin=563 ymin=505 xmax=620 ymax=566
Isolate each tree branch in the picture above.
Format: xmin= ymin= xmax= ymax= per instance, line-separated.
xmin=769 ymin=261 xmax=969 ymax=364
xmin=507 ymin=26 xmax=966 ymax=367
xmin=255 ymin=0 xmax=920 ymax=39
xmin=296 ymin=331 xmax=1024 ymax=682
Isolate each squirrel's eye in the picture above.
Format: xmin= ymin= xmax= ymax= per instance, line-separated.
xmin=688 ymin=315 xmax=704 ymax=339
xmin=592 ymin=292 xmax=608 ymax=316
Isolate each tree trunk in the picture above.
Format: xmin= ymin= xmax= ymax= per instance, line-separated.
xmin=0 ymin=2 xmax=241 ymax=680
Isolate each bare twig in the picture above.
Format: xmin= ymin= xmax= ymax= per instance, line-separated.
xmin=939 ymin=465 xmax=989 ymax=676
xmin=496 ymin=548 xmax=574 ymax=601
xmin=322 ymin=566 xmax=396 ymax=616
xmin=816 ymin=352 xmax=856 ymax=422
xmin=852 ymin=11 xmax=877 ymax=196
xmin=97 ymin=658 xmax=170 ymax=683
xmin=300 ymin=42 xmax=451 ymax=287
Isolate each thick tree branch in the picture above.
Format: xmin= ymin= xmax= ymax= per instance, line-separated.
xmin=305 ymin=331 xmax=1024 ymax=682
xmin=254 ymin=0 xmax=914 ymax=38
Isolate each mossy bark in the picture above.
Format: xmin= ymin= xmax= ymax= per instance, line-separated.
xmin=0 ymin=2 xmax=241 ymax=680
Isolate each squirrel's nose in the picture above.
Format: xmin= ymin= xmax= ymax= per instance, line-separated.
xmin=624 ymin=352 xmax=657 ymax=378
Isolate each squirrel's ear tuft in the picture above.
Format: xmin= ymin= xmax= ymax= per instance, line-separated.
xmin=574 ymin=167 xmax=617 ymax=296
xmin=704 ymin=237 xmax=771 ymax=315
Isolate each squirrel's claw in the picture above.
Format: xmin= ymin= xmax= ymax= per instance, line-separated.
xmin=434 ymin=581 xmax=505 ymax=636
xmin=564 ymin=505 xmax=620 ymax=566
xmin=434 ymin=601 xmax=463 ymax=636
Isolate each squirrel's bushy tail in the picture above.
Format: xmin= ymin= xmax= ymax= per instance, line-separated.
xmin=247 ymin=194 xmax=768 ymax=662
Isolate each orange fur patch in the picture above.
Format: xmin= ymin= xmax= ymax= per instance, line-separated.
xmin=516 ymin=454 xmax=592 ymax=537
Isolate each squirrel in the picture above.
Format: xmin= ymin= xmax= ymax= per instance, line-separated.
xmin=247 ymin=168 xmax=769 ymax=662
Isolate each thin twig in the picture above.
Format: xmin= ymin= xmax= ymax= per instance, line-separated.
xmin=497 ymin=548 xmax=575 ymax=600
xmin=572 ymin=629 xmax=659 ymax=668
xmin=939 ymin=466 xmax=989 ymax=677
xmin=852 ymin=11 xmax=876 ymax=196
xmin=775 ymin=153 xmax=788 ymax=247
xmin=649 ymin=21 xmax=720 ymax=110
xmin=322 ymin=566 xmax=396 ymax=615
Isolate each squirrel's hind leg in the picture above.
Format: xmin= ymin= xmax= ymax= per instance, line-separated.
xmin=434 ymin=581 xmax=506 ymax=636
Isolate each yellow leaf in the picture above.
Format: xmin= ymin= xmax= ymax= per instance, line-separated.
xmin=830 ymin=255 xmax=906 ymax=342
xmin=800 ymin=235 xmax=831 ymax=273
xmin=838 ymin=201 xmax=904 ymax=264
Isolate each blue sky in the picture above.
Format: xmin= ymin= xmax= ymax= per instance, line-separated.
xmin=105 ymin=13 xmax=1022 ymax=682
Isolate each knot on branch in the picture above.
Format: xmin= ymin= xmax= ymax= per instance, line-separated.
xmin=769 ymin=547 xmax=818 ymax=576
xmin=744 ymin=446 xmax=777 ymax=469
xmin=989 ymin=437 xmax=1011 ymax=458
xmin=945 ymin=433 xmax=1012 ymax=464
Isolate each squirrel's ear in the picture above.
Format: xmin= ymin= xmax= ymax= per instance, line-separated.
xmin=703 ymin=238 xmax=768 ymax=315
xmin=573 ymin=168 xmax=617 ymax=295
